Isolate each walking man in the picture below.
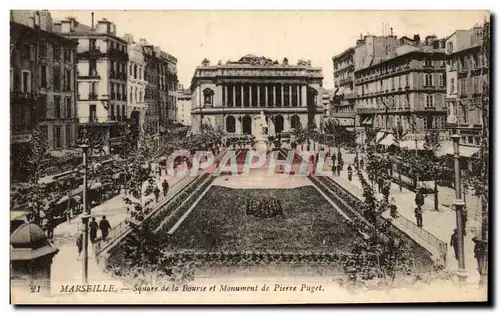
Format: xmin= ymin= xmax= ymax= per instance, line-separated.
xmin=415 ymin=188 xmax=425 ymax=208
xmin=89 ymin=217 xmax=98 ymax=244
xmin=360 ymin=158 xmax=364 ymax=170
xmin=154 ymin=186 xmax=160 ymax=203
xmin=472 ymin=236 xmax=485 ymax=273
xmin=347 ymin=164 xmax=353 ymax=181
xmin=99 ymin=216 xmax=111 ymax=242
xmin=162 ymin=179 xmax=169 ymax=198
xmin=450 ymin=229 xmax=459 ymax=261
xmin=414 ymin=206 xmax=423 ymax=228
xmin=76 ymin=232 xmax=83 ymax=260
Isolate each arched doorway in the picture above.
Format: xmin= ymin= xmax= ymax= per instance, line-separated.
xmin=274 ymin=115 xmax=284 ymax=134
xmin=226 ymin=116 xmax=236 ymax=133
xmin=242 ymin=115 xmax=252 ymax=135
xmin=290 ymin=115 xmax=301 ymax=130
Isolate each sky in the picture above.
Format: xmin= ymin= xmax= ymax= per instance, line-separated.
xmin=50 ymin=10 xmax=488 ymax=90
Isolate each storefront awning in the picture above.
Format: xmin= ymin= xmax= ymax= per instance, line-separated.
xmin=399 ymin=140 xmax=427 ymax=151
xmin=378 ymin=134 xmax=397 ymax=146
xmin=360 ymin=117 xmax=373 ymax=126
xmin=436 ymin=141 xmax=480 ymax=158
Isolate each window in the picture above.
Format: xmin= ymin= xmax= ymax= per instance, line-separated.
xmin=134 ymin=64 xmax=137 ymax=79
xmin=40 ymin=126 xmax=48 ymax=142
xmin=53 ymin=44 xmax=59 ymax=60
xmin=64 ymin=48 xmax=71 ymax=63
xmin=425 ymin=73 xmax=434 ymax=87
xmin=89 ymin=59 xmax=97 ymax=76
xmin=450 ymin=78 xmax=455 ymax=93
xmin=439 ymin=73 xmax=444 ymax=87
xmin=53 ymin=126 xmax=62 ymax=149
xmin=21 ymin=70 xmax=31 ymax=93
xmin=65 ymin=97 xmax=71 ymax=118
xmin=39 ymin=41 xmax=47 ymax=58
xmin=139 ymin=90 xmax=142 ymax=103
xmin=425 ymin=94 xmax=434 ymax=107
xmin=424 ymin=59 xmax=432 ymax=67
xmin=90 ymin=82 xmax=99 ymax=98
xmin=40 ymin=65 xmax=47 ymax=88
xmin=405 ymin=74 xmax=410 ymax=87
xmin=64 ymin=69 xmax=71 ymax=91
xmin=111 ymin=83 xmax=115 ymax=99
xmin=54 ymin=96 xmax=61 ymax=118
xmin=66 ymin=124 xmax=72 ymax=147
xmin=459 ymin=78 xmax=466 ymax=94
xmin=89 ymin=39 xmax=96 ymax=50
xmin=462 ymin=106 xmax=468 ymax=123
xmin=38 ymin=95 xmax=47 ymax=120
xmin=89 ymin=104 xmax=97 ymax=122
xmin=53 ymin=67 xmax=61 ymax=91
xmin=22 ymin=43 xmax=31 ymax=60
xmin=139 ymin=67 xmax=142 ymax=80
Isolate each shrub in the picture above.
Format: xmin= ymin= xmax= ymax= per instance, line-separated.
xmin=246 ymin=196 xmax=284 ymax=218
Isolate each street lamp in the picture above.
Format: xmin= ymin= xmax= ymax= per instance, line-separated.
xmin=79 ymin=144 xmax=90 ymax=283
xmin=451 ymin=134 xmax=467 ymax=284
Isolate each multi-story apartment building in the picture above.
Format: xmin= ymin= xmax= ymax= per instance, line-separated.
xmin=445 ymin=24 xmax=489 ymax=148
xmin=10 ymin=10 xmax=79 ymax=181
xmin=322 ymin=89 xmax=333 ymax=118
xmin=176 ymin=89 xmax=192 ymax=126
xmin=54 ymin=15 xmax=129 ymax=155
xmin=156 ymin=47 xmax=169 ymax=132
xmin=123 ymin=34 xmax=147 ymax=148
xmin=165 ymin=53 xmax=178 ymax=122
xmin=332 ymin=47 xmax=356 ymax=128
xmin=354 ymin=35 xmax=448 ymax=145
xmin=142 ymin=43 xmax=160 ymax=149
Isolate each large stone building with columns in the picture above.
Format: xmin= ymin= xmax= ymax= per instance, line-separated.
xmin=190 ymin=55 xmax=324 ymax=136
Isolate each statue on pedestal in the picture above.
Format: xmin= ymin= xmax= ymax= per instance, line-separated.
xmin=253 ymin=111 xmax=269 ymax=152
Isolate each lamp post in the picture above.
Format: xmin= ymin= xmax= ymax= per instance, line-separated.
xmin=79 ymin=144 xmax=90 ymax=283
xmin=451 ymin=134 xmax=467 ymax=284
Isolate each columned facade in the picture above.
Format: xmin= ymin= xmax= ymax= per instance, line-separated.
xmin=190 ymin=55 xmax=323 ymax=135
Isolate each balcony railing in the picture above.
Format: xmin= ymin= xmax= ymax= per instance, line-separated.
xmin=10 ymin=91 xmax=38 ymax=102
xmin=357 ymin=107 xmax=376 ymax=114
xmin=89 ymin=94 xmax=98 ymax=100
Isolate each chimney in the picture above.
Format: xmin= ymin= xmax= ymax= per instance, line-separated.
xmin=139 ymin=38 xmax=148 ymax=46
xmin=413 ymin=34 xmax=420 ymax=43
xmin=91 ymin=12 xmax=94 ymax=29
xmin=390 ymin=27 xmax=393 ymax=36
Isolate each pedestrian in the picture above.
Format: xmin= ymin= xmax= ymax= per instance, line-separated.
xmin=389 ymin=197 xmax=398 ymax=218
xmin=76 ymin=233 xmax=83 ymax=260
xmin=337 ymin=164 xmax=342 ymax=176
xmin=162 ymin=179 xmax=169 ymax=198
xmin=331 ymin=163 xmax=336 ymax=176
xmin=354 ymin=155 xmax=358 ymax=168
xmin=414 ymin=206 xmax=423 ymax=227
xmin=472 ymin=236 xmax=485 ymax=273
xmin=89 ymin=217 xmax=98 ymax=243
xmin=360 ymin=158 xmax=364 ymax=170
xmin=154 ymin=186 xmax=160 ymax=203
xmin=347 ymin=164 xmax=353 ymax=181
xmin=46 ymin=216 xmax=54 ymax=239
xmin=415 ymin=188 xmax=425 ymax=208
xmin=99 ymin=216 xmax=111 ymax=242
xmin=450 ymin=229 xmax=459 ymax=261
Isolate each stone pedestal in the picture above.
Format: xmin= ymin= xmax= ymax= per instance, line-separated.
xmin=254 ymin=138 xmax=269 ymax=153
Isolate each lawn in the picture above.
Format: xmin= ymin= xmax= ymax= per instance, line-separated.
xmin=163 ymin=186 xmax=362 ymax=253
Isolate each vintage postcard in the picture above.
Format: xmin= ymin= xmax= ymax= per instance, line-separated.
xmin=10 ymin=10 xmax=490 ymax=304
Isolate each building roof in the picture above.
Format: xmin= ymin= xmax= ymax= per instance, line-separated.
xmin=11 ymin=223 xmax=47 ymax=248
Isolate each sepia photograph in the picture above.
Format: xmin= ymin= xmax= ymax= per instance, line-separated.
xmin=8 ymin=9 xmax=491 ymax=304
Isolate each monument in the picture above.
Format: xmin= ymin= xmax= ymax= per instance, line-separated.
xmin=253 ymin=111 xmax=269 ymax=153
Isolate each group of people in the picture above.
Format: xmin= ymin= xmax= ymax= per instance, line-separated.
xmin=153 ymin=179 xmax=170 ymax=203
xmin=76 ymin=215 xmax=112 ymax=259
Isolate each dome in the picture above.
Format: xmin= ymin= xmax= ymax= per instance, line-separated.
xmin=10 ymin=223 xmax=47 ymax=249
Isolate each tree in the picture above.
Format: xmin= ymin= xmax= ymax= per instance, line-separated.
xmin=123 ymin=127 xmax=157 ymax=222
xmin=423 ymin=130 xmax=442 ymax=211
xmin=77 ymin=124 xmax=105 ymax=158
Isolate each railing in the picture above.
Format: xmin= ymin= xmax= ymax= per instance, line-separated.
xmin=395 ymin=214 xmax=448 ymax=265
xmin=322 ymin=174 xmax=448 ymax=266
xmin=94 ymin=172 xmax=198 ymax=255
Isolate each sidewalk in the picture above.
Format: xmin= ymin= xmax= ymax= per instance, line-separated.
xmin=50 ymin=172 xmax=187 ymax=286
xmin=330 ymin=167 xmax=480 ymax=284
